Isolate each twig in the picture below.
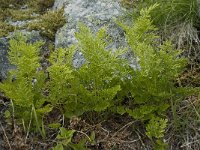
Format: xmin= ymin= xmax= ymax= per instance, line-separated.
xmin=135 ymin=129 xmax=145 ymax=148
xmin=119 ymin=139 xmax=140 ymax=143
xmin=188 ymin=99 xmax=200 ymax=119
xmin=76 ymin=130 xmax=91 ymax=142
xmin=111 ymin=121 xmax=136 ymax=138
xmin=100 ymin=126 xmax=110 ymax=141
xmin=181 ymin=139 xmax=200 ymax=148
xmin=10 ymin=100 xmax=16 ymax=132
xmin=25 ymin=106 xmax=34 ymax=143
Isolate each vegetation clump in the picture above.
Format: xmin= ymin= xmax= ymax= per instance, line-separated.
xmin=0 ymin=0 xmax=56 ymax=38
xmin=8 ymin=9 xmax=36 ymax=21
xmin=120 ymin=0 xmax=136 ymax=9
xmin=0 ymin=5 xmax=198 ymax=149
xmin=28 ymin=8 xmax=66 ymax=40
xmin=28 ymin=0 xmax=55 ymax=13
xmin=0 ymin=0 xmax=27 ymax=9
xmin=0 ymin=0 xmax=200 ymax=149
xmin=0 ymin=21 xmax=14 ymax=37
xmin=0 ymin=0 xmax=55 ymax=14
xmin=121 ymin=0 xmax=200 ymax=60
xmin=0 ymin=33 xmax=49 ymax=137
xmin=121 ymin=0 xmax=199 ymax=27
xmin=0 ymin=0 xmax=28 ymax=21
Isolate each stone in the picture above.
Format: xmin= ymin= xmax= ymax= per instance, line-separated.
xmin=54 ymin=0 xmax=136 ymax=68
xmin=54 ymin=0 xmax=125 ymax=48
xmin=0 ymin=37 xmax=12 ymax=81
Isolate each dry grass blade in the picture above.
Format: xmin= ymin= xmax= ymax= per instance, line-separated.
xmin=0 ymin=122 xmax=12 ymax=150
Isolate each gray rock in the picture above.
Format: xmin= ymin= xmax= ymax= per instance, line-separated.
xmin=53 ymin=0 xmax=69 ymax=9
xmin=0 ymin=37 xmax=13 ymax=81
xmin=54 ymin=0 xmax=137 ymax=68
xmin=55 ymin=0 xmax=125 ymax=48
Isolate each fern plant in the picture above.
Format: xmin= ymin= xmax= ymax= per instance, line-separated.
xmin=53 ymin=127 xmax=94 ymax=150
xmin=71 ymin=24 xmax=126 ymax=113
xmin=53 ymin=127 xmax=75 ymax=150
xmin=117 ymin=4 xmax=189 ymax=147
xmin=48 ymin=23 xmax=128 ymax=118
xmin=47 ymin=46 xmax=74 ymax=106
xmin=119 ymin=4 xmax=187 ymax=118
xmin=146 ymin=117 xmax=168 ymax=150
xmin=45 ymin=23 xmax=128 ymax=118
xmin=0 ymin=33 xmax=51 ymax=137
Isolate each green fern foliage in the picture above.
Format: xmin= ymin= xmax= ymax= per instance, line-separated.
xmin=0 ymin=33 xmax=49 ymax=131
xmin=45 ymin=24 xmax=127 ymax=118
xmin=62 ymin=24 xmax=126 ymax=117
xmin=118 ymin=4 xmax=187 ymax=120
xmin=116 ymin=5 xmax=191 ymax=148
xmin=47 ymin=47 xmax=74 ymax=106
xmin=146 ymin=117 xmax=168 ymax=150
xmin=146 ymin=117 xmax=168 ymax=139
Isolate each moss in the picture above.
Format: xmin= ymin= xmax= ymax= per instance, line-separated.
xmin=120 ymin=0 xmax=136 ymax=9
xmin=0 ymin=21 xmax=14 ymax=37
xmin=0 ymin=0 xmax=55 ymax=22
xmin=0 ymin=0 xmax=28 ymax=21
xmin=0 ymin=9 xmax=9 ymax=21
xmin=28 ymin=8 xmax=66 ymax=40
xmin=8 ymin=9 xmax=36 ymax=21
xmin=27 ymin=0 xmax=55 ymax=13
xmin=0 ymin=0 xmax=56 ymax=38
xmin=0 ymin=0 xmax=27 ymax=9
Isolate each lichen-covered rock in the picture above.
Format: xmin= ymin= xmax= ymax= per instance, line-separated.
xmin=55 ymin=0 xmax=125 ymax=48
xmin=53 ymin=0 xmax=68 ymax=9
xmin=0 ymin=37 xmax=12 ymax=81
xmin=54 ymin=0 xmax=131 ymax=68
